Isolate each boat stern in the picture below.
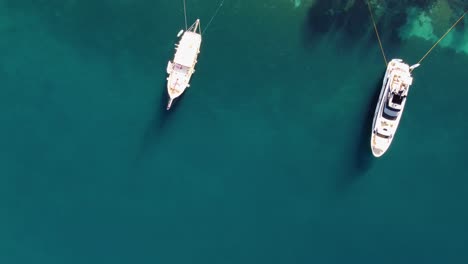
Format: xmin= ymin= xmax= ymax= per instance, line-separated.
xmin=166 ymin=98 xmax=174 ymax=110
xmin=371 ymin=144 xmax=385 ymax=157
xmin=370 ymin=132 xmax=391 ymax=157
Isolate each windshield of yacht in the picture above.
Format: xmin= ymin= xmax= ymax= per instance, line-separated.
xmin=391 ymin=94 xmax=404 ymax=105
xmin=383 ymin=99 xmax=401 ymax=120
xmin=375 ymin=130 xmax=391 ymax=139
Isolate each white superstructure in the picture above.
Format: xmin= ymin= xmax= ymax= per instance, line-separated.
xmin=370 ymin=59 xmax=419 ymax=157
xmin=166 ymin=19 xmax=202 ymax=110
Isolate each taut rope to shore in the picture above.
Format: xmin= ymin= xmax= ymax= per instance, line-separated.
xmin=202 ymin=0 xmax=225 ymax=35
xmin=415 ymin=11 xmax=467 ymax=67
xmin=366 ymin=0 xmax=388 ymax=66
xmin=183 ymin=0 xmax=188 ymax=29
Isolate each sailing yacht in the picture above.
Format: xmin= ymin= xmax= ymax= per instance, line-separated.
xmin=166 ymin=19 xmax=202 ymax=110
xmin=370 ymin=59 xmax=419 ymax=157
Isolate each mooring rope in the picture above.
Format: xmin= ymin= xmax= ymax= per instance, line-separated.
xmin=183 ymin=0 xmax=188 ymax=30
xmin=415 ymin=11 xmax=467 ymax=67
xmin=202 ymin=0 xmax=225 ymax=35
xmin=366 ymin=0 xmax=388 ymax=66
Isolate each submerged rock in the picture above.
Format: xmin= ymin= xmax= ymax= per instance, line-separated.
xmin=428 ymin=0 xmax=453 ymax=36
xmin=312 ymin=0 xmax=466 ymax=38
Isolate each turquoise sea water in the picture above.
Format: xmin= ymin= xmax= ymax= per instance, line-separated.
xmin=1 ymin=0 xmax=468 ymax=263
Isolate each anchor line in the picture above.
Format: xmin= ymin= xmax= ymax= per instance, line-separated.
xmin=414 ymin=10 xmax=467 ymax=68
xmin=183 ymin=0 xmax=188 ymax=29
xmin=202 ymin=0 xmax=225 ymax=35
xmin=366 ymin=0 xmax=388 ymax=66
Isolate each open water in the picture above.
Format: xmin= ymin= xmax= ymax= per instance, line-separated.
xmin=1 ymin=0 xmax=467 ymax=263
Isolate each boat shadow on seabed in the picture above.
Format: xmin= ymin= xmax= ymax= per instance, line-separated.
xmin=354 ymin=76 xmax=383 ymax=169
xmin=135 ymin=81 xmax=186 ymax=162
xmin=339 ymin=74 xmax=384 ymax=190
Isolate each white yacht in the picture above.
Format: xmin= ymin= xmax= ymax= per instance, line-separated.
xmin=166 ymin=19 xmax=202 ymax=110
xmin=370 ymin=59 xmax=419 ymax=157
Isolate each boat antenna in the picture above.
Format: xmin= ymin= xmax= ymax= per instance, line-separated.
xmin=366 ymin=0 xmax=388 ymax=66
xmin=183 ymin=0 xmax=188 ymax=30
xmin=202 ymin=0 xmax=225 ymax=35
xmin=413 ymin=10 xmax=467 ymax=70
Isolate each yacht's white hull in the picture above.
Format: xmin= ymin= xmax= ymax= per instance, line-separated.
xmin=371 ymin=59 xmax=418 ymax=157
xmin=166 ymin=20 xmax=202 ymax=110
